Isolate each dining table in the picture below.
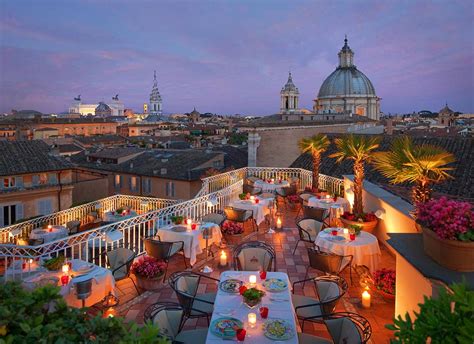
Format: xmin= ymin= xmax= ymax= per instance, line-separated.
xmin=155 ymin=222 xmax=222 ymax=266
xmin=229 ymin=198 xmax=271 ymax=225
xmin=22 ymin=258 xmax=116 ymax=308
xmin=29 ymin=225 xmax=69 ymax=243
xmin=254 ymin=180 xmax=290 ymax=193
xmin=206 ymin=270 xmax=298 ymax=343
xmin=103 ymin=210 xmax=138 ymax=223
xmin=307 ymin=196 xmax=350 ymax=212
xmin=315 ymin=227 xmax=381 ymax=272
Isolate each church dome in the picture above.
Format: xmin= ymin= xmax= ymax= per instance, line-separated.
xmin=95 ymin=102 xmax=111 ymax=112
xmin=318 ymin=67 xmax=376 ymax=98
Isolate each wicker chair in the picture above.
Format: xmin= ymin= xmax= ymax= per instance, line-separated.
xmin=224 ymin=206 xmax=257 ymax=232
xmin=323 ymin=312 xmax=372 ymax=344
xmin=303 ymin=205 xmax=330 ymax=227
xmin=232 ymin=241 xmax=276 ymax=271
xmin=291 ymin=275 xmax=348 ymax=331
xmin=143 ymin=302 xmax=208 ymax=344
xmin=293 ymin=218 xmax=323 ymax=255
xmin=144 ymin=237 xmax=187 ymax=281
xmin=169 ymin=271 xmax=218 ymax=326
xmin=66 ymin=220 xmax=81 ymax=235
xmin=104 ymin=247 xmax=139 ymax=294
xmin=306 ymin=246 xmax=353 ymax=284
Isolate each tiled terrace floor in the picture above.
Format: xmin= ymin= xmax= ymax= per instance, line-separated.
xmin=106 ymin=207 xmax=396 ymax=343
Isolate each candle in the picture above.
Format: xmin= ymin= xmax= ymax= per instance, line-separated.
xmin=28 ymin=259 xmax=33 ymax=264
xmin=220 ymin=250 xmax=227 ymax=266
xmin=270 ymin=178 xmax=274 ymax=184
xmin=276 ymin=217 xmax=282 ymax=229
xmin=103 ymin=308 xmax=116 ymax=318
xmin=248 ymin=313 xmax=257 ymax=328
xmin=326 ymin=195 xmax=331 ymax=199
xmin=62 ymin=263 xmax=69 ymax=274
xmin=249 ymin=275 xmax=257 ymax=286
xmin=250 ymin=195 xmax=255 ymax=202
xmin=186 ymin=218 xmax=192 ymax=226
xmin=48 ymin=224 xmax=52 ymax=232
xmin=362 ymin=290 xmax=371 ymax=308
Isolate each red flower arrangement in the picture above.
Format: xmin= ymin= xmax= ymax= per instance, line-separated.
xmin=342 ymin=211 xmax=377 ymax=223
xmin=416 ymin=197 xmax=473 ymax=242
xmin=287 ymin=195 xmax=300 ymax=204
xmin=131 ymin=256 xmax=166 ymax=280
xmin=372 ymin=268 xmax=396 ymax=295
xmin=221 ymin=221 xmax=244 ymax=235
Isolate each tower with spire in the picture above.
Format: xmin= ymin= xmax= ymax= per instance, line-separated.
xmin=149 ymin=71 xmax=163 ymax=116
xmin=280 ymin=72 xmax=300 ymax=114
xmin=338 ymin=35 xmax=354 ymax=68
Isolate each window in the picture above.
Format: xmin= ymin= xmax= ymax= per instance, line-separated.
xmin=3 ymin=177 xmax=15 ymax=188
xmin=114 ymin=174 xmax=121 ymax=187
xmin=165 ymin=181 xmax=175 ymax=197
xmin=213 ymin=160 xmax=222 ymax=168
xmin=1 ymin=204 xmax=23 ymax=226
xmin=48 ymin=173 xmax=58 ymax=185
xmin=129 ymin=176 xmax=138 ymax=192
xmin=39 ymin=173 xmax=48 ymax=185
xmin=142 ymin=178 xmax=152 ymax=194
xmin=37 ymin=198 xmax=53 ymax=216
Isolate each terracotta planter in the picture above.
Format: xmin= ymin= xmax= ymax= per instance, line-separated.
xmin=421 ymin=226 xmax=474 ymax=272
xmin=135 ymin=274 xmax=164 ymax=291
xmin=223 ymin=233 xmax=243 ymax=246
xmin=340 ymin=218 xmax=378 ymax=234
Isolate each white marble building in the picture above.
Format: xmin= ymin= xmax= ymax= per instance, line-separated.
xmin=69 ymin=95 xmax=124 ymax=117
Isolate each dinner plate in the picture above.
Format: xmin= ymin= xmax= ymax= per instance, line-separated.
xmin=262 ymin=278 xmax=288 ymax=292
xmin=171 ymin=225 xmax=187 ymax=232
xmin=219 ymin=279 xmax=243 ymax=293
xmin=327 ymin=235 xmax=346 ymax=242
xmin=35 ymin=230 xmax=47 ymax=235
xmin=73 ymin=264 xmax=95 ymax=275
xmin=210 ymin=317 xmax=243 ymax=338
xmin=263 ymin=319 xmax=295 ymax=341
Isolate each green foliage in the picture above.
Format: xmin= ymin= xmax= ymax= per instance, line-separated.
xmin=242 ymin=288 xmax=265 ymax=301
xmin=170 ymin=215 xmax=183 ymax=225
xmin=0 ymin=282 xmax=168 ymax=344
xmin=228 ymin=133 xmax=247 ymax=145
xmin=348 ymin=224 xmax=362 ymax=236
xmin=42 ymin=255 xmax=65 ymax=271
xmin=386 ymin=282 xmax=474 ymax=343
xmin=298 ymin=134 xmax=330 ymax=155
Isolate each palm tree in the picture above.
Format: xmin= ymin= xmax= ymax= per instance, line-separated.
xmin=372 ymin=136 xmax=455 ymax=205
xmin=330 ymin=135 xmax=380 ymax=215
xmin=298 ymin=134 xmax=330 ymax=192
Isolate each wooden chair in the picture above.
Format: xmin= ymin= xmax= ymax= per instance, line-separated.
xmin=232 ymin=241 xmax=276 ymax=271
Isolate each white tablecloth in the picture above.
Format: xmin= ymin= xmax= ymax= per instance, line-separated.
xmin=23 ymin=259 xmax=116 ymax=308
xmin=230 ymin=200 xmax=270 ymax=225
xmin=103 ymin=210 xmax=137 ymax=223
xmin=156 ymin=222 xmax=222 ymax=266
xmin=206 ymin=271 xmax=298 ymax=344
xmin=307 ymin=197 xmax=350 ymax=212
xmin=315 ymin=228 xmax=381 ymax=272
xmin=29 ymin=226 xmax=68 ymax=243
xmin=254 ymin=180 xmax=290 ymax=192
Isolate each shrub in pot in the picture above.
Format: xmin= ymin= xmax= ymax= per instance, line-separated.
xmin=370 ymin=268 xmax=396 ymax=300
xmin=221 ymin=221 xmax=244 ymax=245
xmin=131 ymin=256 xmax=167 ymax=290
xmin=340 ymin=211 xmax=378 ymax=233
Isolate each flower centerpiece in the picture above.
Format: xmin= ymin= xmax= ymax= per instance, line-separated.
xmin=416 ymin=197 xmax=474 ymax=271
xmin=131 ymin=256 xmax=167 ymax=290
xmin=170 ymin=215 xmax=184 ymax=225
xmin=371 ymin=268 xmax=396 ymax=300
xmin=340 ymin=211 xmax=378 ymax=233
xmin=221 ymin=221 xmax=244 ymax=245
xmin=239 ymin=286 xmax=265 ymax=308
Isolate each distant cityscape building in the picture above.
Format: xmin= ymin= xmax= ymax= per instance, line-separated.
xmin=69 ymin=95 xmax=124 ymax=117
xmin=438 ymin=103 xmax=456 ymax=126
xmin=280 ymin=72 xmax=300 ymax=114
xmin=95 ymin=102 xmax=112 ymax=117
xmin=148 ymin=71 xmax=163 ymax=116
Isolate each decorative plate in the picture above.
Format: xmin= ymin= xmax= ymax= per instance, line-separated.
xmin=35 ymin=230 xmax=47 ymax=234
xmin=262 ymin=278 xmax=288 ymax=292
xmin=171 ymin=225 xmax=187 ymax=232
xmin=210 ymin=317 xmax=243 ymax=338
xmin=74 ymin=264 xmax=95 ymax=275
xmin=323 ymin=228 xmax=341 ymax=234
xmin=219 ymin=279 xmax=243 ymax=293
xmin=327 ymin=235 xmax=346 ymax=242
xmin=263 ymin=319 xmax=295 ymax=341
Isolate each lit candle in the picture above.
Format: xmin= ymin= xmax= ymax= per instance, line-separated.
xmin=343 ymin=228 xmax=349 ymax=238
xmin=47 ymin=225 xmax=52 ymax=229
xmin=62 ymin=263 xmax=69 ymax=274
xmin=250 ymin=195 xmax=255 ymax=202
xmin=276 ymin=217 xmax=282 ymax=229
xmin=326 ymin=195 xmax=331 ymax=199
xmin=362 ymin=290 xmax=371 ymax=308
xmin=270 ymin=178 xmax=274 ymax=184
xmin=103 ymin=308 xmax=116 ymax=318
xmin=220 ymin=250 xmax=227 ymax=266
xmin=28 ymin=259 xmax=33 ymax=264
xmin=248 ymin=313 xmax=257 ymax=328
xmin=186 ymin=218 xmax=192 ymax=229
xmin=249 ymin=275 xmax=257 ymax=286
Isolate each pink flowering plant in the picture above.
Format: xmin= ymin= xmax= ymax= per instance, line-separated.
xmin=416 ymin=197 xmax=473 ymax=242
xmin=372 ymin=268 xmax=396 ymax=295
xmin=221 ymin=221 xmax=244 ymax=235
xmin=131 ymin=256 xmax=166 ymax=279
xmin=287 ymin=194 xmax=300 ymax=203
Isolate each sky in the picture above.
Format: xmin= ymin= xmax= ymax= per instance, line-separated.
xmin=0 ymin=0 xmax=473 ymax=115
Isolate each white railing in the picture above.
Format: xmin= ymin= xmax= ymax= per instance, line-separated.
xmin=1 ymin=181 xmax=242 ymax=281
xmin=0 ymin=195 xmax=177 ymax=243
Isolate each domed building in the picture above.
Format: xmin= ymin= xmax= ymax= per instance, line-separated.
xmin=94 ymin=102 xmax=112 ymax=117
xmin=313 ymin=37 xmax=381 ymax=120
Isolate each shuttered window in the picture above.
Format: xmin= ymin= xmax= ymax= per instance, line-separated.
xmin=165 ymin=181 xmax=175 ymax=197
xmin=37 ymin=198 xmax=53 ymax=215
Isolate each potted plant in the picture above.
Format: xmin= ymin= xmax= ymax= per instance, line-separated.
xmin=298 ymin=134 xmax=330 ymax=193
xmin=341 ymin=212 xmax=378 ymax=233
xmin=221 ymin=221 xmax=244 ymax=245
xmin=238 ymin=193 xmax=247 ymax=200
xmin=287 ymin=194 xmax=300 ymax=209
xmin=386 ymin=282 xmax=473 ymax=343
xmin=416 ymin=197 xmax=473 ymax=271
xmin=372 ymin=136 xmax=455 ymax=205
xmin=239 ymin=286 xmax=265 ymax=308
xmin=330 ymin=134 xmax=380 ymax=232
xmin=131 ymin=256 xmax=167 ymax=291
xmin=170 ymin=215 xmax=184 ymax=225
xmin=370 ymin=268 xmax=396 ymax=301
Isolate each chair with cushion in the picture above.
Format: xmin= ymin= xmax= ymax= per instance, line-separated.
xmin=27 ymin=238 xmax=45 ymax=246
xmin=224 ymin=206 xmax=257 ymax=232
xmin=245 ymin=176 xmax=260 ymax=184
xmin=275 ymin=185 xmax=297 ymax=211
xmin=201 ymin=213 xmax=226 ymax=227
xmin=75 ymin=278 xmax=93 ymax=308
xmin=323 ymin=312 xmax=372 ymax=344
xmin=243 ymin=183 xmax=262 ymax=195
xmin=232 ymin=241 xmax=276 ymax=272
xmin=291 ymin=275 xmax=348 ymax=331
xmin=144 ymin=237 xmax=186 ymax=281
xmin=169 ymin=271 xmax=218 ymax=326
xmin=303 ymin=205 xmax=330 ymax=227
xmin=295 ymin=193 xmax=314 ymax=219
xmin=293 ymin=218 xmax=323 ymax=255
xmin=306 ymin=246 xmax=353 ymax=285
xmin=104 ymin=247 xmax=139 ymax=294
xmin=297 ymin=333 xmax=332 ymax=344
xmin=144 ymin=302 xmax=208 ymax=344
xmin=66 ymin=220 xmax=81 ymax=235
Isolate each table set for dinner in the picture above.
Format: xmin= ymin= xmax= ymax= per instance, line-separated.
xmin=315 ymin=227 xmax=381 ymax=273
xmin=229 ymin=197 xmax=273 ymax=226
xmin=156 ymin=222 xmax=222 ymax=266
xmin=29 ymin=225 xmax=68 ymax=243
xmin=206 ymin=270 xmax=298 ymax=343
xmin=253 ymin=180 xmax=290 ymax=193
xmin=103 ymin=210 xmax=138 ymax=223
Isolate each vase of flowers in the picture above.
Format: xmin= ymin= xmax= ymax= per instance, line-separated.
xmin=222 ymin=221 xmax=244 ymax=245
xmin=131 ymin=256 xmax=166 ymax=291
xmin=239 ymin=286 xmax=265 ymax=309
xmin=170 ymin=215 xmax=184 ymax=225
xmin=416 ymin=197 xmax=474 ymax=272
xmin=371 ymin=268 xmax=396 ymax=301
xmin=340 ymin=211 xmax=378 ymax=234
xmin=287 ymin=194 xmax=300 ymax=210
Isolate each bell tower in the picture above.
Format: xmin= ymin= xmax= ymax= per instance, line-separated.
xmin=149 ymin=70 xmax=163 ymax=115
xmin=280 ymin=72 xmax=299 ymax=114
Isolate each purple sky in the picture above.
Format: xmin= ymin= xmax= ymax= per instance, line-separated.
xmin=0 ymin=0 xmax=473 ymax=115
